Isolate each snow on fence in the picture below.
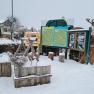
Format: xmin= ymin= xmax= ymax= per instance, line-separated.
xmin=0 ymin=62 xmax=11 ymax=77
xmin=14 ymin=65 xmax=51 ymax=88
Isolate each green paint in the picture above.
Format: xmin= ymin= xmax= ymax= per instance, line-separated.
xmin=42 ymin=27 xmax=54 ymax=46
xmin=41 ymin=27 xmax=68 ymax=47
xmin=54 ymin=29 xmax=67 ymax=47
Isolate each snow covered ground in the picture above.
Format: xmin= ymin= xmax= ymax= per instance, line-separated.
xmin=0 ymin=56 xmax=94 ymax=94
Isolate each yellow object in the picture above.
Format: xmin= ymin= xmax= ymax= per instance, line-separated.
xmin=24 ymin=32 xmax=40 ymax=47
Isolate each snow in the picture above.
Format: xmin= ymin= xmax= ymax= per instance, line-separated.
xmin=0 ymin=53 xmax=10 ymax=63
xmin=24 ymin=56 xmax=51 ymax=67
xmin=59 ymin=52 xmax=65 ymax=56
xmin=0 ymin=56 xmax=94 ymax=94
xmin=14 ymin=74 xmax=51 ymax=79
xmin=0 ymin=38 xmax=21 ymax=45
xmin=48 ymin=52 xmax=54 ymax=54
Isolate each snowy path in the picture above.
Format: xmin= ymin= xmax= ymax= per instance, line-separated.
xmin=0 ymin=56 xmax=94 ymax=94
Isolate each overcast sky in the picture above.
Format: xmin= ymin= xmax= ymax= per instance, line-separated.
xmin=0 ymin=0 xmax=94 ymax=29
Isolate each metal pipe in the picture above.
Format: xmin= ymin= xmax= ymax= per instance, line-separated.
xmin=11 ymin=0 xmax=14 ymax=39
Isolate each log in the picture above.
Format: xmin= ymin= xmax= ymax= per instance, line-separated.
xmin=48 ymin=52 xmax=54 ymax=60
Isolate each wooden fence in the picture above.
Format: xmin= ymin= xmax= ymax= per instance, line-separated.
xmin=14 ymin=65 xmax=51 ymax=77
xmin=14 ymin=74 xmax=51 ymax=88
xmin=14 ymin=65 xmax=51 ymax=88
xmin=0 ymin=62 xmax=11 ymax=77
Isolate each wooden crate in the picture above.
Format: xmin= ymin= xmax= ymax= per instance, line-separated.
xmin=0 ymin=62 xmax=11 ymax=77
xmin=14 ymin=74 xmax=52 ymax=88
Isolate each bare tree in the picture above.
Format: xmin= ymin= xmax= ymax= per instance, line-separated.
xmin=86 ymin=18 xmax=94 ymax=33
xmin=86 ymin=18 xmax=94 ymax=26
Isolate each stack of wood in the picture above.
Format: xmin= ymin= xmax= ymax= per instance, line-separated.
xmin=48 ymin=52 xmax=54 ymax=60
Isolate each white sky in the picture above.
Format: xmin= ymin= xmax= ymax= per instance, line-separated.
xmin=0 ymin=0 xmax=94 ymax=29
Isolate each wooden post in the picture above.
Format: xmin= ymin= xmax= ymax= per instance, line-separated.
xmin=85 ymin=28 xmax=92 ymax=64
xmin=65 ymin=49 xmax=67 ymax=59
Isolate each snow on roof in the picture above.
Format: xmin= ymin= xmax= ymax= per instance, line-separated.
xmin=68 ymin=29 xmax=88 ymax=32
xmin=0 ymin=53 xmax=10 ymax=63
xmin=0 ymin=38 xmax=21 ymax=45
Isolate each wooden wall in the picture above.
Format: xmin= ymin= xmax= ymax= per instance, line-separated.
xmin=0 ymin=62 xmax=11 ymax=77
